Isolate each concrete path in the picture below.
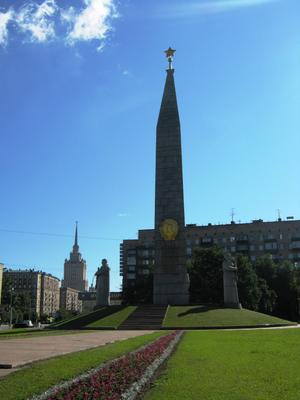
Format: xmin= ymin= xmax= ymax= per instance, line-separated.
xmin=0 ymin=330 xmax=155 ymax=378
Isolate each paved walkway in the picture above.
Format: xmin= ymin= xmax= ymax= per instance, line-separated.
xmin=0 ymin=330 xmax=155 ymax=378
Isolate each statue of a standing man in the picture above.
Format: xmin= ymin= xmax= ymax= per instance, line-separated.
xmin=95 ymin=259 xmax=110 ymax=307
xmin=222 ymin=252 xmax=242 ymax=309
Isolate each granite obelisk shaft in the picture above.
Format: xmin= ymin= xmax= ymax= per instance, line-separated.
xmin=153 ymin=62 xmax=189 ymax=305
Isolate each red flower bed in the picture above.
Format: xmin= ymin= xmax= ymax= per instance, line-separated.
xmin=47 ymin=331 xmax=178 ymax=400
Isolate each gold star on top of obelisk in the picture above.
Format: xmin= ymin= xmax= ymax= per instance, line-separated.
xmin=164 ymin=47 xmax=176 ymax=69
xmin=164 ymin=47 xmax=176 ymax=58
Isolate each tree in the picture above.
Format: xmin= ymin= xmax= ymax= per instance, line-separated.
xmin=236 ymin=255 xmax=261 ymax=310
xmin=188 ymin=246 xmax=224 ymax=304
xmin=1 ymin=273 xmax=13 ymax=305
xmin=273 ymin=261 xmax=300 ymax=320
xmin=122 ymin=273 xmax=153 ymax=304
xmin=255 ymin=255 xmax=277 ymax=289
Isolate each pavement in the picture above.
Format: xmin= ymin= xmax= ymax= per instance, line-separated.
xmin=0 ymin=330 xmax=155 ymax=378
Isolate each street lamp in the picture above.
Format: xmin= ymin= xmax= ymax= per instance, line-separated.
xmin=9 ymin=287 xmax=14 ymax=329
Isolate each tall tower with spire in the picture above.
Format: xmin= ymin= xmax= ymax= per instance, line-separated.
xmin=63 ymin=222 xmax=88 ymax=291
xmin=153 ymin=48 xmax=189 ymax=305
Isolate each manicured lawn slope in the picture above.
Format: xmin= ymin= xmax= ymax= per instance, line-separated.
xmin=52 ymin=306 xmax=135 ymax=329
xmin=145 ymin=329 xmax=300 ymax=400
xmin=0 ymin=331 xmax=166 ymax=400
xmin=163 ymin=306 xmax=293 ymax=327
xmin=86 ymin=306 xmax=136 ymax=328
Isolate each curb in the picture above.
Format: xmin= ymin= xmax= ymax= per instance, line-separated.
xmin=160 ymin=323 xmax=298 ymax=330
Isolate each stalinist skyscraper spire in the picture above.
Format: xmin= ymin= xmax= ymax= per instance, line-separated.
xmin=63 ymin=222 xmax=88 ymax=291
xmin=153 ymin=48 xmax=189 ymax=305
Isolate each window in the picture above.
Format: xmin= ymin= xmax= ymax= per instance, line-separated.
xmin=127 ymin=256 xmax=136 ymax=265
xmin=128 ymin=266 xmax=135 ymax=272
xmin=250 ymin=245 xmax=255 ymax=251
xmin=186 ymin=247 xmax=192 ymax=256
xmin=230 ymin=236 xmax=235 ymax=242
xmin=142 ymin=269 xmax=149 ymax=275
xmin=231 ymin=246 xmax=236 ymax=252
xmin=138 ymin=249 xmax=149 ymax=257
xmin=250 ymin=256 xmax=256 ymax=262
xmin=265 ymin=242 xmax=278 ymax=250
xmin=142 ymin=260 xmax=150 ymax=265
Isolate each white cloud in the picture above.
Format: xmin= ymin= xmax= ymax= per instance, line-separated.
xmin=162 ymin=0 xmax=279 ymax=18
xmin=0 ymin=0 xmax=118 ymax=50
xmin=65 ymin=0 xmax=118 ymax=50
xmin=16 ymin=0 xmax=58 ymax=42
xmin=0 ymin=9 xmax=14 ymax=46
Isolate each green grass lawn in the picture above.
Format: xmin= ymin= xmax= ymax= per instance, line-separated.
xmin=144 ymin=329 xmax=300 ymax=400
xmin=51 ymin=305 xmax=135 ymax=330
xmin=163 ymin=306 xmax=294 ymax=327
xmin=0 ymin=331 xmax=167 ymax=400
xmin=50 ymin=308 xmax=102 ymax=328
xmin=86 ymin=306 xmax=137 ymax=328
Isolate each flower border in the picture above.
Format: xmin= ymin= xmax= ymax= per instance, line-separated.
xmin=30 ymin=331 xmax=183 ymax=400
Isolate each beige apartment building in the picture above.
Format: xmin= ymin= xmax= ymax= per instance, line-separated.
xmin=3 ymin=269 xmax=60 ymax=317
xmin=60 ymin=287 xmax=82 ymax=313
xmin=40 ymin=273 xmax=60 ymax=316
xmin=120 ymin=218 xmax=300 ymax=289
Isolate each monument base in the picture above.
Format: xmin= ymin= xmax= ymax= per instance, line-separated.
xmin=224 ymin=302 xmax=242 ymax=309
xmin=153 ymin=272 xmax=189 ymax=305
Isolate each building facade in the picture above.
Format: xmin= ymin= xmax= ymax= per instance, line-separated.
xmin=3 ymin=269 xmax=60 ymax=317
xmin=60 ymin=287 xmax=82 ymax=313
xmin=120 ymin=219 xmax=300 ymax=290
xmin=40 ymin=273 xmax=60 ymax=316
xmin=63 ymin=223 xmax=88 ymax=292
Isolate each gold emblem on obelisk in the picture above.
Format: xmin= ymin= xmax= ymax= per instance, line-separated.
xmin=159 ymin=219 xmax=179 ymax=241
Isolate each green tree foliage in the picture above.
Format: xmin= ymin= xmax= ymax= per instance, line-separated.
xmin=235 ymin=255 xmax=261 ymax=310
xmin=122 ymin=273 xmax=153 ymax=304
xmin=255 ymin=257 xmax=300 ymax=320
xmin=188 ymin=246 xmax=224 ymax=304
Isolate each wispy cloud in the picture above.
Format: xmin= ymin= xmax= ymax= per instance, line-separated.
xmin=0 ymin=9 xmax=14 ymax=46
xmin=16 ymin=0 xmax=58 ymax=43
xmin=160 ymin=0 xmax=279 ymax=18
xmin=0 ymin=0 xmax=119 ymax=50
xmin=117 ymin=213 xmax=129 ymax=217
xmin=65 ymin=0 xmax=118 ymax=51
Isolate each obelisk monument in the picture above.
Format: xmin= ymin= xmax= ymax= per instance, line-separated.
xmin=153 ymin=48 xmax=189 ymax=305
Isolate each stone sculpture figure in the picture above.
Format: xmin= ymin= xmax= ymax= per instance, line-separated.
xmin=95 ymin=259 xmax=110 ymax=307
xmin=222 ymin=252 xmax=242 ymax=309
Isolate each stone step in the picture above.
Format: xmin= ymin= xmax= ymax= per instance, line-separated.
xmin=119 ymin=305 xmax=168 ymax=330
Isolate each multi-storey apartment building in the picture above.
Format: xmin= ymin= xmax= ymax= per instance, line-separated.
xmin=60 ymin=287 xmax=82 ymax=313
xmin=3 ymin=269 xmax=60 ymax=317
xmin=120 ymin=218 xmax=300 ymax=289
xmin=40 ymin=273 xmax=60 ymax=316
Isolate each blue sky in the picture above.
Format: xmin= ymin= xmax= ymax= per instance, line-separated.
xmin=0 ymin=0 xmax=299 ymax=291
